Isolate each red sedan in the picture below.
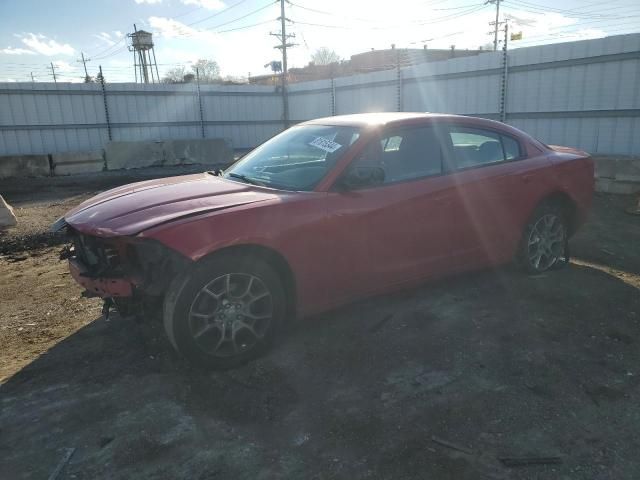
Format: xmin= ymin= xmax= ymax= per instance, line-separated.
xmin=57 ymin=113 xmax=594 ymax=368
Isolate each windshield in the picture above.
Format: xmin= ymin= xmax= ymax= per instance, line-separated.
xmin=223 ymin=124 xmax=361 ymax=191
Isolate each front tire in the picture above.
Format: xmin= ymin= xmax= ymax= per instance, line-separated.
xmin=518 ymin=204 xmax=569 ymax=274
xmin=163 ymin=255 xmax=285 ymax=369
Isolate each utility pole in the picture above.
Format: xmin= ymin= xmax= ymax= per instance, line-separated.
xmin=49 ymin=62 xmax=57 ymax=83
xmin=79 ymin=52 xmax=90 ymax=82
xmin=30 ymin=72 xmax=35 ymax=83
xmin=270 ymin=0 xmax=295 ymax=128
xmin=486 ymin=0 xmax=501 ymax=51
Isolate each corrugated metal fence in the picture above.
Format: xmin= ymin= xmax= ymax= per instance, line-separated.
xmin=1 ymin=33 xmax=639 ymax=156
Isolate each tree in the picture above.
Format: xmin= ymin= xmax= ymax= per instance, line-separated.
xmin=311 ymin=47 xmax=341 ymax=66
xmin=191 ymin=59 xmax=220 ymax=83
xmin=163 ymin=66 xmax=186 ymax=84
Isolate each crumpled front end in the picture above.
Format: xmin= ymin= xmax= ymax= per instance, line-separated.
xmin=63 ymin=229 xmax=136 ymax=298
xmin=60 ymin=225 xmax=190 ymax=300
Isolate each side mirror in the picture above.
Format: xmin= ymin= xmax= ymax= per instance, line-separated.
xmin=338 ymin=165 xmax=385 ymax=190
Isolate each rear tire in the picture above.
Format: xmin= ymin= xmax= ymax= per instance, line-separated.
xmin=163 ymin=255 xmax=285 ymax=370
xmin=517 ymin=203 xmax=569 ymax=274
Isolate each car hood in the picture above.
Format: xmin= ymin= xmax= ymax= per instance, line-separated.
xmin=64 ymin=173 xmax=280 ymax=237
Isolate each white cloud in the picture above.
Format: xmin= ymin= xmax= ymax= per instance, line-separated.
xmin=93 ymin=32 xmax=116 ymax=46
xmin=135 ymin=0 xmax=162 ymax=4
xmin=113 ymin=30 xmax=125 ymax=39
xmin=1 ymin=47 xmax=36 ymax=55
xmin=181 ymin=0 xmax=225 ymax=10
xmin=19 ymin=33 xmax=75 ymax=56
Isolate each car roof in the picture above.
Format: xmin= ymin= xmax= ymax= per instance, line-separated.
xmin=301 ymin=112 xmax=469 ymax=128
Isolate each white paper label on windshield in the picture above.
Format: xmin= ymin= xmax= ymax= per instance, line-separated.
xmin=309 ymin=136 xmax=342 ymax=153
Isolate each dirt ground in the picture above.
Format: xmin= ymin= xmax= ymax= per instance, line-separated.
xmin=1 ymin=170 xmax=639 ymax=479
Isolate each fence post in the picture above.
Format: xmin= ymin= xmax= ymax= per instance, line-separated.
xmin=331 ymin=76 xmax=336 ymax=116
xmin=499 ymin=23 xmax=509 ymax=123
xmin=396 ymin=49 xmax=403 ymax=112
xmin=195 ymin=67 xmax=205 ymax=138
xmin=98 ymin=66 xmax=112 ymax=142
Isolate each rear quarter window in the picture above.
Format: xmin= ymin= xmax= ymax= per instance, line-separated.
xmin=502 ymin=135 xmax=522 ymax=160
xmin=447 ymin=125 xmax=526 ymax=169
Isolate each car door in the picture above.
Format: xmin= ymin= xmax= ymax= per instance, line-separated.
xmin=324 ymin=124 xmax=459 ymax=304
xmin=444 ymin=124 xmax=552 ymax=267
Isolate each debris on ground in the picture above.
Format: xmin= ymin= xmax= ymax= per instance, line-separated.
xmin=0 ymin=194 xmax=17 ymax=228
xmin=368 ymin=313 xmax=394 ymax=333
xmin=431 ymin=436 xmax=474 ymax=455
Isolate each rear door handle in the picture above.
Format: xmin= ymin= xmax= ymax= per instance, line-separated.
xmin=521 ymin=174 xmax=534 ymax=184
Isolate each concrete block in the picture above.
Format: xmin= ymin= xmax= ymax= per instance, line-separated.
xmin=595 ymin=178 xmax=640 ymax=195
xmin=614 ymin=159 xmax=640 ymax=183
xmin=593 ymin=157 xmax=617 ymax=179
xmin=52 ymin=150 xmax=104 ymax=176
xmin=163 ymin=138 xmax=233 ymax=167
xmin=105 ymin=141 xmax=164 ymax=170
xmin=0 ymin=195 xmax=17 ymax=228
xmin=105 ymin=138 xmax=234 ymax=171
xmin=0 ymin=155 xmax=50 ymax=178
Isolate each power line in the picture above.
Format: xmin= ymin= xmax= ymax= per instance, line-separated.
xmin=289 ymin=0 xmax=487 ymax=27
xmin=201 ymin=1 xmax=278 ymax=31
xmin=217 ymin=19 xmax=276 ymax=33
xmin=408 ymin=30 xmax=467 ymax=45
xmin=184 ymin=0 xmax=251 ymax=27
xmin=504 ymin=0 xmax=634 ymax=19
xmin=158 ymin=1 xmax=277 ymax=39
xmin=435 ymin=2 xmax=486 ymax=10
xmin=513 ymin=20 xmax=640 ymax=44
xmin=92 ymin=44 xmax=129 ymax=61
xmin=521 ymin=14 xmax=640 ymax=34
xmin=87 ymin=37 xmax=127 ymax=59
xmin=286 ymin=1 xmax=385 ymax=23
xmin=291 ymin=4 xmax=488 ymax=30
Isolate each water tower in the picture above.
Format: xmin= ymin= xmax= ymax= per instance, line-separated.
xmin=127 ymin=25 xmax=160 ymax=83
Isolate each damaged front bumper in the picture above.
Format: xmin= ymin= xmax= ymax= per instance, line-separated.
xmin=68 ymin=257 xmax=134 ymax=298
xmin=59 ymin=224 xmax=190 ymax=300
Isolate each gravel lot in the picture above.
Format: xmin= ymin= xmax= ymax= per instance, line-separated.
xmin=1 ymin=169 xmax=639 ymax=479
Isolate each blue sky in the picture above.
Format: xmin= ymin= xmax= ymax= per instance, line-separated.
xmin=1 ymin=0 xmax=639 ymax=83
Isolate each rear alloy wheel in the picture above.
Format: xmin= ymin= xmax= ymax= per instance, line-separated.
xmin=164 ymin=256 xmax=285 ymax=369
xmin=519 ymin=205 xmax=568 ymax=273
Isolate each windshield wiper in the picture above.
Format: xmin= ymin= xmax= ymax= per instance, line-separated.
xmin=226 ymin=172 xmax=262 ymax=186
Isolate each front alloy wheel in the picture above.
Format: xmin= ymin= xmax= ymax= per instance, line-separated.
xmin=164 ymin=256 xmax=285 ymax=369
xmin=188 ymin=273 xmax=273 ymax=358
